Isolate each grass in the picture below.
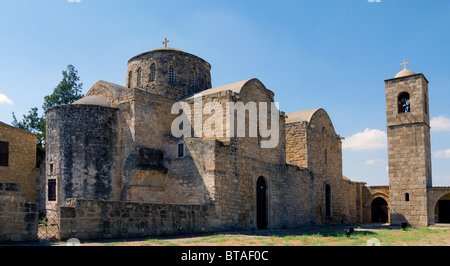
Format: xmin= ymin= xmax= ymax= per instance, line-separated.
xmin=95 ymin=225 xmax=450 ymax=246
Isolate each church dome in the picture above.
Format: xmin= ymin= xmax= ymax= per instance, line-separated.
xmin=72 ymin=95 xmax=111 ymax=107
xmin=395 ymin=68 xmax=416 ymax=78
xmin=395 ymin=60 xmax=416 ymax=78
xmin=126 ymin=42 xmax=212 ymax=100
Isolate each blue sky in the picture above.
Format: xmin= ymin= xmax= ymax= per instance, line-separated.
xmin=1 ymin=0 xmax=449 ymax=186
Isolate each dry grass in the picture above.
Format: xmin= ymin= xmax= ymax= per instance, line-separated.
xmin=65 ymin=225 xmax=450 ymax=247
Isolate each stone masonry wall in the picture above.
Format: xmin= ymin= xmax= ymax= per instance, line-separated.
xmin=0 ymin=182 xmax=38 ymax=242
xmin=0 ymin=122 xmax=39 ymax=203
xmin=45 ymin=105 xmax=120 ymax=210
xmin=127 ymin=49 xmax=212 ymax=101
xmin=385 ymin=74 xmax=431 ymax=227
xmin=58 ymin=199 xmax=218 ymax=240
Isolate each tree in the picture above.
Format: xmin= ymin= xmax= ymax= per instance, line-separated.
xmin=42 ymin=64 xmax=84 ymax=111
xmin=12 ymin=64 xmax=84 ymax=167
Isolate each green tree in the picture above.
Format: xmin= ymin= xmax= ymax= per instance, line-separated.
xmin=42 ymin=64 xmax=84 ymax=111
xmin=12 ymin=64 xmax=84 ymax=167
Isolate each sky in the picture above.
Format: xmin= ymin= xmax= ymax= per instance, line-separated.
xmin=0 ymin=0 xmax=449 ymax=186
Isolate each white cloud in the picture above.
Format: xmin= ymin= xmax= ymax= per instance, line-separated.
xmin=365 ymin=159 xmax=384 ymax=165
xmin=431 ymin=116 xmax=450 ymax=132
xmin=0 ymin=94 xmax=13 ymax=105
xmin=433 ymin=149 xmax=450 ymax=159
xmin=342 ymin=128 xmax=387 ymax=151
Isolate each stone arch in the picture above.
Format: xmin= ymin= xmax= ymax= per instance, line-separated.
xmin=363 ymin=192 xmax=390 ymax=224
xmin=398 ymin=91 xmax=411 ymax=113
xmin=434 ymin=193 xmax=450 ymax=223
xmin=371 ymin=197 xmax=389 ymax=223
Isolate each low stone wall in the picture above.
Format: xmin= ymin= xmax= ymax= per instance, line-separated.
xmin=0 ymin=183 xmax=38 ymax=242
xmin=58 ymin=199 xmax=218 ymax=240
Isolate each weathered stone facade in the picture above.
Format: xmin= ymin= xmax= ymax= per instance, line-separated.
xmin=0 ymin=122 xmax=39 ymax=242
xmin=42 ymin=47 xmax=373 ymax=240
xmin=385 ymin=74 xmax=432 ymax=227
xmin=38 ymin=47 xmax=450 ymax=242
xmin=385 ymin=71 xmax=450 ymax=227
xmin=0 ymin=122 xmax=39 ymax=203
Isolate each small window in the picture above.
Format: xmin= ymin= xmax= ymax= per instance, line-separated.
xmin=190 ymin=70 xmax=195 ymax=86
xmin=169 ymin=64 xmax=175 ymax=83
xmin=150 ymin=64 xmax=156 ymax=82
xmin=178 ymin=142 xmax=185 ymax=158
xmin=137 ymin=68 xmax=142 ymax=86
xmin=128 ymin=71 xmax=133 ymax=88
xmin=0 ymin=141 xmax=9 ymax=167
xmin=405 ymin=193 xmax=410 ymax=202
xmin=424 ymin=97 xmax=428 ymax=115
xmin=398 ymin=92 xmax=411 ymax=113
xmin=49 ymin=163 xmax=54 ymax=175
xmin=48 ymin=179 xmax=57 ymax=202
xmin=324 ymin=149 xmax=328 ymax=165
xmin=203 ymin=74 xmax=208 ymax=89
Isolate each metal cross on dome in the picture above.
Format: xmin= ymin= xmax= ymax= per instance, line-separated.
xmin=163 ymin=38 xmax=170 ymax=48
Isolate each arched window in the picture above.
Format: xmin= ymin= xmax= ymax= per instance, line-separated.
xmin=137 ymin=68 xmax=142 ymax=86
xmin=325 ymin=184 xmax=332 ymax=218
xmin=190 ymin=70 xmax=195 ymax=86
xmin=128 ymin=71 xmax=132 ymax=88
xmin=398 ymin=92 xmax=411 ymax=113
xmin=168 ymin=64 xmax=175 ymax=83
xmin=150 ymin=64 xmax=156 ymax=82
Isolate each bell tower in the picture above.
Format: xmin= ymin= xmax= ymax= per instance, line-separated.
xmin=385 ymin=61 xmax=432 ymax=227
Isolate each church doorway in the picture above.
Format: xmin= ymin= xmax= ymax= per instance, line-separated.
xmin=436 ymin=193 xmax=450 ymax=223
xmin=371 ymin=197 xmax=389 ymax=223
xmin=256 ymin=177 xmax=267 ymax=230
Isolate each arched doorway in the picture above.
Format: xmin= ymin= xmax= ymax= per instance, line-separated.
xmin=256 ymin=177 xmax=267 ymax=230
xmin=435 ymin=193 xmax=450 ymax=223
xmin=371 ymin=197 xmax=389 ymax=223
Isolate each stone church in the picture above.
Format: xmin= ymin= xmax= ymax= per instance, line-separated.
xmin=3 ymin=44 xmax=447 ymax=241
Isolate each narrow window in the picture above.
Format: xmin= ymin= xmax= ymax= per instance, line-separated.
xmin=178 ymin=142 xmax=185 ymax=158
xmin=324 ymin=149 xmax=328 ymax=165
xmin=405 ymin=193 xmax=410 ymax=202
xmin=0 ymin=141 xmax=9 ymax=167
xmin=150 ymin=64 xmax=156 ymax=82
xmin=137 ymin=68 xmax=142 ymax=86
xmin=190 ymin=70 xmax=195 ymax=86
xmin=48 ymin=179 xmax=57 ymax=202
xmin=203 ymin=74 xmax=207 ymax=89
xmin=424 ymin=96 xmax=428 ymax=115
xmin=398 ymin=92 xmax=411 ymax=113
xmin=169 ymin=64 xmax=175 ymax=83
xmin=325 ymin=184 xmax=332 ymax=218
xmin=128 ymin=71 xmax=132 ymax=88
xmin=49 ymin=163 xmax=54 ymax=175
